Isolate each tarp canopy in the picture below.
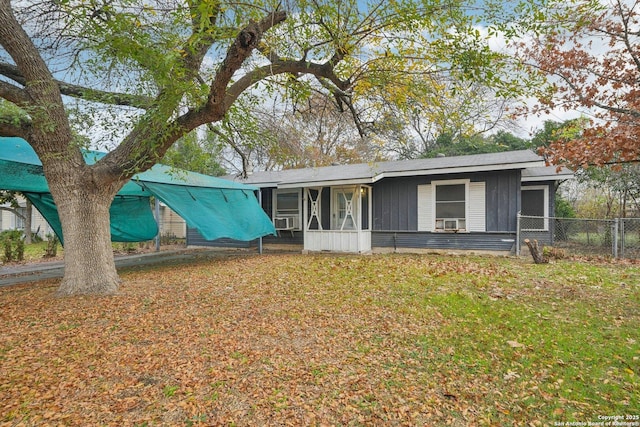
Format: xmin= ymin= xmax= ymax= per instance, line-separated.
xmin=0 ymin=137 xmax=275 ymax=243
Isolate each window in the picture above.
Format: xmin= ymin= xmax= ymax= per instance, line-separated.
xmin=521 ymin=186 xmax=548 ymax=231
xmin=435 ymin=182 xmax=466 ymax=231
xmin=273 ymin=189 xmax=301 ymax=230
xmin=418 ymin=180 xmax=485 ymax=232
xmin=14 ymin=206 xmax=26 ymax=230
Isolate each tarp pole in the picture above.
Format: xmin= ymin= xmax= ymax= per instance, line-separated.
xmin=257 ymin=189 xmax=263 ymax=255
xmin=154 ymin=197 xmax=161 ymax=252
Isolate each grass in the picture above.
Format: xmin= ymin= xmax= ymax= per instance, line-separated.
xmin=21 ymin=241 xmax=62 ymax=261
xmin=0 ymin=253 xmax=638 ymax=426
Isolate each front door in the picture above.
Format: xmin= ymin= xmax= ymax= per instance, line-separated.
xmin=332 ymin=187 xmax=357 ymax=230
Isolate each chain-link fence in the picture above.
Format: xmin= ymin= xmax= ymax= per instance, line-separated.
xmin=517 ymin=215 xmax=640 ymax=259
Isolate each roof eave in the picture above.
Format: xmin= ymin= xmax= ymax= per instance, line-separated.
xmin=383 ymin=160 xmax=545 ymax=179
xmin=277 ymin=176 xmax=378 ymax=189
xmin=522 ymin=174 xmax=574 ymax=182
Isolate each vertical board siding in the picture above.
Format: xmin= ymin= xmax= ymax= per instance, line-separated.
xmin=480 ymin=171 xmax=520 ymax=232
xmin=417 ymin=184 xmax=433 ymax=231
xmin=372 ymin=177 xmax=422 ymax=231
xmin=468 ymin=182 xmax=486 ymax=232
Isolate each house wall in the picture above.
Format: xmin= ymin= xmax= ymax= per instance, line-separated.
xmin=1 ymin=198 xmax=55 ymax=239
xmin=186 ymin=172 xmax=560 ymax=254
xmin=368 ymin=171 xmax=522 ymax=252
xmin=372 ymin=170 xmax=521 ymax=232
xmin=372 ymin=231 xmax=516 ymax=252
xmin=159 ymin=205 xmax=186 ymax=239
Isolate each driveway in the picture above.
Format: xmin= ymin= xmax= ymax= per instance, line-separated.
xmin=0 ymin=248 xmax=245 ymax=287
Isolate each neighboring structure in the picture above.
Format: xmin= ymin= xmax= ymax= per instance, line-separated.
xmin=0 ymin=194 xmax=55 ymax=239
xmin=188 ymin=150 xmax=572 ymax=254
xmin=0 ymin=195 xmax=188 ymax=241
xmin=157 ymin=203 xmax=187 ymax=239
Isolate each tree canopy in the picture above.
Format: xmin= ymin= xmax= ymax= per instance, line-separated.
xmin=511 ymin=0 xmax=640 ymax=168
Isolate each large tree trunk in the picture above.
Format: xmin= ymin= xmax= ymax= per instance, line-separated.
xmin=43 ymin=155 xmax=124 ymax=296
xmin=54 ymin=188 xmax=120 ymax=296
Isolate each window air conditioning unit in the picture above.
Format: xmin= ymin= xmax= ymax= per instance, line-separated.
xmin=274 ymin=217 xmax=295 ymax=230
xmin=444 ymin=219 xmax=459 ymax=231
xmin=437 ymin=218 xmax=465 ymax=231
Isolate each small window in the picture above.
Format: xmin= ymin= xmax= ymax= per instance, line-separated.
xmin=435 ymin=182 xmax=466 ymax=231
xmin=273 ymin=189 xmax=301 ymax=230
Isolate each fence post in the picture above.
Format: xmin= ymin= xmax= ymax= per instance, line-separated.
xmin=620 ymin=218 xmax=625 ymax=259
xmin=516 ymin=212 xmax=521 ymax=257
xmin=257 ymin=189 xmax=263 ymax=255
xmin=154 ymin=198 xmax=161 ymax=252
xmin=612 ymin=218 xmax=619 ymax=259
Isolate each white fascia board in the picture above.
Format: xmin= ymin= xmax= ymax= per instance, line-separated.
xmin=522 ymin=174 xmax=573 ymax=182
xmin=239 ymin=180 xmax=282 ymax=188
xmin=381 ymin=161 xmax=545 ymax=179
xmin=277 ymin=176 xmax=378 ymax=189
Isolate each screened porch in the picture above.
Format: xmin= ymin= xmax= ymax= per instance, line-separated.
xmin=302 ymin=185 xmax=372 ymax=253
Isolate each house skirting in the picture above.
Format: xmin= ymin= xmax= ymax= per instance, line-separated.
xmin=187 ymin=228 xmax=517 ymax=254
xmin=371 ymin=231 xmax=517 ymax=253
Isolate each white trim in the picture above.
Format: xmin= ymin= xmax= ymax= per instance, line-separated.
xmin=522 ymin=174 xmax=572 ymax=182
xmin=331 ymin=186 xmax=359 ymax=231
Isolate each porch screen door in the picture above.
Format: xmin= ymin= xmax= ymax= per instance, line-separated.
xmin=333 ymin=188 xmax=357 ymax=230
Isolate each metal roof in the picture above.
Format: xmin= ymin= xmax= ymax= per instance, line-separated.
xmin=225 ymin=150 xmax=553 ymax=188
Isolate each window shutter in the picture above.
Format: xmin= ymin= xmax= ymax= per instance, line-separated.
xmin=417 ymin=184 xmax=433 ymax=231
xmin=468 ymin=182 xmax=486 ymax=232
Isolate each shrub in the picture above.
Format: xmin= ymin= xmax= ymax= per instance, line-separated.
xmin=1 ymin=229 xmax=25 ymax=262
xmin=43 ymin=234 xmax=59 ymax=258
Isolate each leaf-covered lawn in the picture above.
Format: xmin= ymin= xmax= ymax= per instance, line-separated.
xmin=1 ymin=253 xmax=638 ymax=426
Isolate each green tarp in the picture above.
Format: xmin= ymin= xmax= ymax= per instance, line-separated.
xmin=0 ymin=137 xmax=276 ymax=243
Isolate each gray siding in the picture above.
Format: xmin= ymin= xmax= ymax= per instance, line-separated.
xmin=186 ymin=229 xmax=303 ymax=247
xmin=372 ymin=176 xmax=421 ymax=231
xmin=372 ymin=171 xmax=521 ymax=233
xmin=480 ymin=171 xmax=521 ymax=232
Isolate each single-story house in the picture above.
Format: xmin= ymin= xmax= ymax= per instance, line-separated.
xmin=187 ymin=150 xmax=572 ymax=254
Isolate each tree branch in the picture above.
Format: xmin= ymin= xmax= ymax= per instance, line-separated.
xmin=208 ymin=10 xmax=287 ymax=116
xmin=0 ymin=62 xmax=154 ymax=108
xmin=225 ymin=59 xmax=350 ymax=112
xmin=0 ymin=117 xmax=31 ymax=139
xmin=0 ymin=206 xmax=25 ymax=220
xmin=0 ymin=79 xmax=29 ymax=105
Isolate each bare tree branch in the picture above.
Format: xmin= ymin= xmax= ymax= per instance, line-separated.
xmin=0 ymin=61 xmax=154 ymax=108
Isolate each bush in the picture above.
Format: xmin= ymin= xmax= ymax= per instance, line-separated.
xmin=1 ymin=229 xmax=25 ymax=262
xmin=43 ymin=234 xmax=59 ymax=258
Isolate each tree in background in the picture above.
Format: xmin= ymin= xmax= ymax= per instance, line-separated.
xmin=512 ymin=0 xmax=640 ymax=168
xmin=372 ymin=81 xmax=521 ymax=159
xmin=0 ymin=0 xmax=524 ymax=295
xmin=162 ymin=132 xmax=226 ymax=177
xmin=262 ymin=94 xmax=381 ymax=170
